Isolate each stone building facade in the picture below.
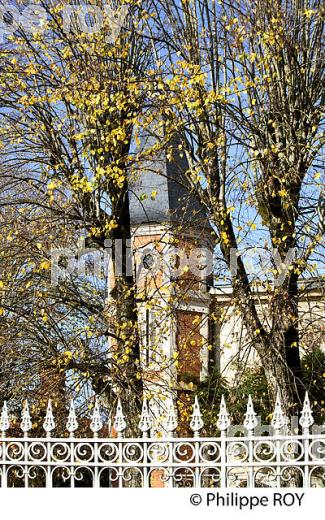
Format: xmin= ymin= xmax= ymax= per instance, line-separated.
xmin=124 ymin=129 xmax=324 ymax=429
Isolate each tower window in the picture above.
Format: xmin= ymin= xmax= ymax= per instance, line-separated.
xmin=143 ymin=252 xmax=155 ymax=270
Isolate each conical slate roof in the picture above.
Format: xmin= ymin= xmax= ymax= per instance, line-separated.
xmin=129 ymin=130 xmax=208 ymax=229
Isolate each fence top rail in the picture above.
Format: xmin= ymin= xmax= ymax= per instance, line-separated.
xmin=0 ymin=391 xmax=320 ymax=439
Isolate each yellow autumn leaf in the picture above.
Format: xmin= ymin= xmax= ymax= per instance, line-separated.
xmin=220 ymin=231 xmax=230 ymax=244
xmin=47 ymin=181 xmax=57 ymax=190
xmin=40 ymin=260 xmax=51 ymax=270
xmin=304 ymin=9 xmax=315 ymax=18
xmin=25 ymin=63 xmax=38 ymax=75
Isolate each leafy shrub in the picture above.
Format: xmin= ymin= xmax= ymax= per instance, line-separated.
xmin=195 ymin=348 xmax=325 ymax=434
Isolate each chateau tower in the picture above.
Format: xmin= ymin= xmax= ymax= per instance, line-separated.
xmin=129 ymin=128 xmax=214 ymax=428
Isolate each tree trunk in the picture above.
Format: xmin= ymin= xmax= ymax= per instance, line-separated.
xmin=268 ymin=273 xmax=304 ymax=417
xmin=110 ymin=188 xmax=143 ymax=430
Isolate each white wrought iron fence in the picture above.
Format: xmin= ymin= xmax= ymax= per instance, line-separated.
xmin=0 ymin=392 xmax=324 ymax=488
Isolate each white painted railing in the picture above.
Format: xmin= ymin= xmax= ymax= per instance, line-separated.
xmin=0 ymin=393 xmax=324 ymax=488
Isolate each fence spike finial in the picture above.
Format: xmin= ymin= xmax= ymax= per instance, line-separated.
xmin=190 ymin=396 xmax=204 ymax=436
xmin=0 ymin=401 xmax=10 ymax=433
xmin=114 ymin=397 xmax=127 ymax=436
xmin=217 ymin=394 xmax=231 ymax=431
xmin=43 ymin=400 xmax=56 ymax=435
xmin=90 ymin=396 xmax=103 ymax=435
xmin=244 ymin=395 xmax=258 ymax=431
xmin=271 ymin=390 xmax=287 ymax=431
xmin=299 ymin=391 xmax=314 ymax=430
xmin=138 ymin=398 xmax=153 ymax=436
xmin=21 ymin=399 xmax=32 ymax=434
xmin=165 ymin=399 xmax=177 ymax=435
xmin=66 ymin=399 xmax=78 ymax=434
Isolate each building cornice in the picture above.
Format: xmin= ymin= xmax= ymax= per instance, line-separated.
xmin=210 ymin=279 xmax=325 ymax=304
